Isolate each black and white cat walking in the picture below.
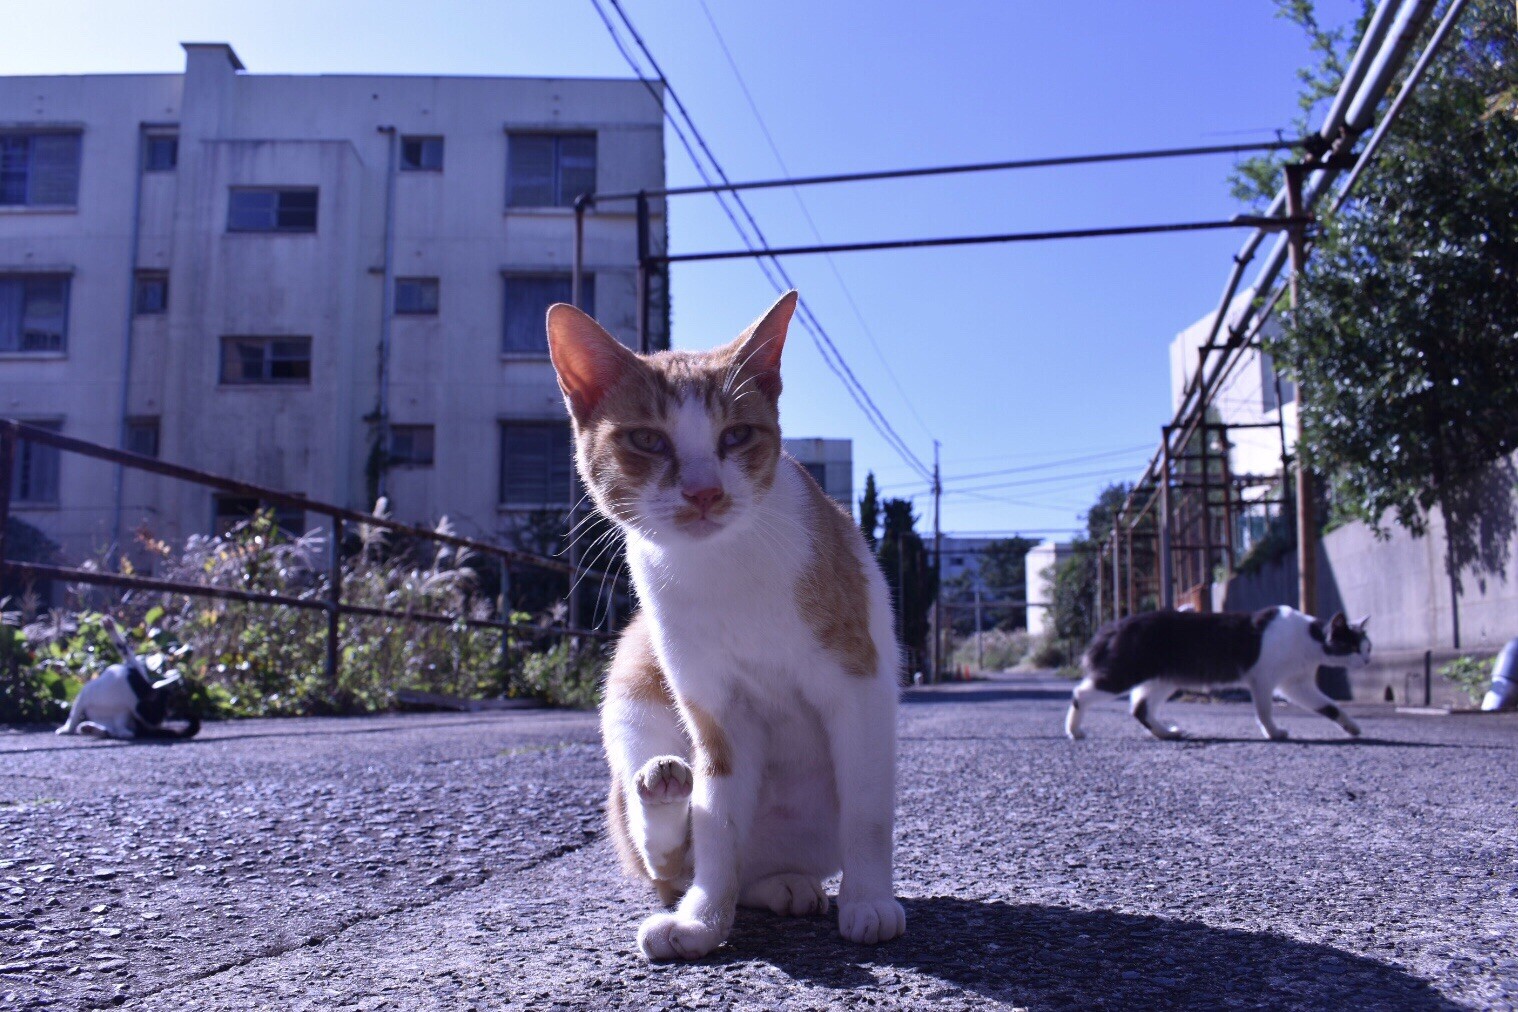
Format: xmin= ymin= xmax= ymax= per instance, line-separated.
xmin=1065 ymin=606 xmax=1371 ymax=741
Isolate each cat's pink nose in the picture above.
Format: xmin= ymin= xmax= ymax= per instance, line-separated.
xmin=682 ymin=485 xmax=725 ymax=514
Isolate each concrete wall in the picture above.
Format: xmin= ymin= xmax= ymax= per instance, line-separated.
xmin=0 ymin=43 xmax=664 ymax=561
xmin=1218 ymin=467 xmax=1518 ymax=702
xmin=1024 ymin=540 xmax=1072 ymax=636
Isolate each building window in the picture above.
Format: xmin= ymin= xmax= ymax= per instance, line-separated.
xmin=503 ymin=274 xmax=593 ymax=355
xmin=124 ymin=417 xmax=160 ymax=458
xmin=0 ymin=275 xmax=69 ymax=353
xmin=0 ymin=132 xmax=82 ymax=207
xmin=213 ymin=495 xmax=305 ymax=538
xmin=395 ymin=277 xmax=440 ymax=315
xmin=220 ymin=336 xmax=312 ymax=385
xmin=506 ymin=132 xmax=596 ymax=208
xmin=499 ymin=421 xmax=571 ymax=506
xmin=227 ymin=188 xmax=318 ymax=233
xmin=143 ymin=135 xmax=178 ymax=172
xmin=134 ymin=271 xmax=168 ymax=315
xmin=400 ymin=136 xmax=443 ymax=172
xmin=388 ymin=425 xmax=435 ymax=467
xmin=803 ymin=462 xmax=827 ymax=488
xmin=11 ymin=420 xmax=62 ymax=505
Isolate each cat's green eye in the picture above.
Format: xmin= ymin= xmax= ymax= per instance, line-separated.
xmin=721 ymin=425 xmax=754 ymax=450
xmin=627 ymin=428 xmax=669 ymax=454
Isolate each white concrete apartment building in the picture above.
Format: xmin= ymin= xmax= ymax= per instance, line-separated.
xmin=0 ymin=43 xmax=665 ymax=561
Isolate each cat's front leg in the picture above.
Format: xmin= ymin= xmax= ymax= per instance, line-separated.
xmin=822 ymin=680 xmax=905 ymax=945
xmin=1249 ymin=680 xmax=1289 ymax=740
xmin=638 ymin=699 xmax=760 ymax=961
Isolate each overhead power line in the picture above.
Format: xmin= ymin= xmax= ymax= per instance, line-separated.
xmin=591 ymin=0 xmax=934 ymax=482
xmin=695 ymin=0 xmax=935 ymax=444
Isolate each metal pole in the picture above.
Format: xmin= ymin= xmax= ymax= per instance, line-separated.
xmin=1200 ymin=421 xmax=1213 ymax=613
xmin=974 ymin=579 xmax=983 ymax=671
xmin=1286 ymin=163 xmax=1318 ymax=618
xmin=1124 ymin=515 xmax=1135 ymax=615
xmin=498 ymin=555 xmax=512 ymax=692
xmin=1159 ymin=427 xmax=1175 ymax=609
xmin=897 ymin=531 xmax=906 ymax=669
xmin=572 ymin=195 xmax=588 ymax=309
xmin=110 ymin=124 xmax=148 ymax=568
xmin=0 ymin=424 xmax=14 ymax=583
xmin=635 ymin=190 xmax=650 ymax=354
xmin=326 ymin=516 xmax=343 ymax=689
xmin=931 ymin=440 xmax=942 ymax=683
xmin=375 ymin=126 xmax=399 ymax=500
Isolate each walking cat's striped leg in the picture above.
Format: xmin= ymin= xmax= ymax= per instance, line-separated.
xmin=1130 ymin=680 xmax=1181 ymax=739
xmin=1066 ymin=677 xmax=1113 ymax=740
xmin=1278 ymin=676 xmax=1362 ymax=737
xmin=1249 ymin=678 xmax=1289 ymax=740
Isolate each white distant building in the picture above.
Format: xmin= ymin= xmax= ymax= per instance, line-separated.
xmin=1024 ymin=540 xmax=1073 ymax=637
xmin=784 ymin=437 xmax=853 ymax=511
xmin=0 ymin=43 xmax=664 ymax=560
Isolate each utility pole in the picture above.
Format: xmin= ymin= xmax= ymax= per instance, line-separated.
xmin=1285 ymin=163 xmax=1317 ymax=618
xmin=973 ymin=577 xmax=983 ymax=672
xmin=931 ymin=440 xmax=942 ymax=684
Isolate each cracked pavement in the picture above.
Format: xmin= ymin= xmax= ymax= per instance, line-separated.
xmin=2 ymin=673 xmax=1515 ymax=1010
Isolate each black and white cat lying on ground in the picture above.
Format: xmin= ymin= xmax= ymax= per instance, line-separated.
xmin=1066 ymin=607 xmax=1371 ymax=742
xmin=56 ymin=619 xmax=200 ymax=741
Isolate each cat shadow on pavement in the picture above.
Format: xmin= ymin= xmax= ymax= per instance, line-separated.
xmin=716 ymin=896 xmax=1457 ymax=1009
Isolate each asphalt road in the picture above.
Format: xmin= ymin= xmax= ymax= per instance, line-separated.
xmin=2 ymin=673 xmax=1515 ymax=1011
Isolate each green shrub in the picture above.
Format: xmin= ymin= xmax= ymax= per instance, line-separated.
xmin=1439 ymin=655 xmax=1494 ymax=705
xmin=515 ymin=638 xmax=608 ymax=710
xmin=1024 ymin=635 xmax=1070 ymax=670
xmin=951 ymin=629 xmax=1031 ymax=672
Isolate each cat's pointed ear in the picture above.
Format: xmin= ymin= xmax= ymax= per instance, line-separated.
xmin=729 ymin=290 xmax=798 ymax=401
xmin=546 ymin=304 xmax=640 ymax=422
xmin=1356 ymin=615 xmax=1371 ymax=629
xmin=1329 ymin=611 xmax=1348 ymax=629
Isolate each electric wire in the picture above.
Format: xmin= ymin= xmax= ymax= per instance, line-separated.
xmin=592 ymin=0 xmax=933 ymax=482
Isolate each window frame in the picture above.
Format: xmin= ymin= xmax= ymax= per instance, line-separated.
xmin=212 ymin=494 xmax=305 ymax=539
xmin=133 ymin=271 xmax=169 ymax=315
xmin=226 ymin=187 xmax=319 ymax=234
xmin=498 ymin=420 xmax=573 ymax=508
xmin=501 ymin=272 xmax=593 ymax=357
xmin=0 ymin=273 xmax=71 ymax=354
xmin=10 ymin=418 xmax=63 ymax=506
xmin=399 ymin=136 xmax=444 ymax=172
xmin=394 ymin=277 xmax=440 ymax=316
xmin=505 ymin=131 xmax=597 ymax=209
xmin=143 ymin=134 xmax=178 ymax=173
xmin=219 ymin=335 xmax=314 ymax=386
xmin=0 ymin=130 xmax=83 ymax=208
xmin=388 ymin=424 xmax=436 ymax=468
xmin=124 ymin=416 xmax=161 ymax=459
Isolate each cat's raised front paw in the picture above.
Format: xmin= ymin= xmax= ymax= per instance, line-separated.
xmin=637 ymin=911 xmax=725 ymax=961
xmin=838 ymin=897 xmax=905 ymax=945
xmin=636 ymin=756 xmax=693 ymax=805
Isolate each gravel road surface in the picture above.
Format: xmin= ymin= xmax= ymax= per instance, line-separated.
xmin=3 ymin=673 xmax=1514 ymax=1010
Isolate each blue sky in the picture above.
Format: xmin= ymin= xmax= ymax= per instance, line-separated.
xmin=5 ymin=0 xmax=1361 ymax=538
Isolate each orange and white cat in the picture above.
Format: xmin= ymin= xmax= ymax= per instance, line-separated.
xmin=546 ymin=291 xmax=905 ymax=961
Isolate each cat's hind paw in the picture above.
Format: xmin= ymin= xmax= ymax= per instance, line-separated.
xmin=635 ymin=756 xmax=693 ymax=806
xmin=1265 ymin=727 xmax=1290 ymax=741
xmin=637 ymin=911 xmax=725 ymax=961
xmin=1149 ymin=724 xmax=1183 ymax=741
xmin=740 ymin=873 xmax=828 ymax=917
xmin=838 ymin=897 xmax=906 ymax=945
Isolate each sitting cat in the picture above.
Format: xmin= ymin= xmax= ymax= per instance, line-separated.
xmin=1065 ymin=606 xmax=1370 ymax=741
xmin=56 ymin=619 xmax=200 ymax=740
xmin=546 ymin=291 xmax=906 ymax=962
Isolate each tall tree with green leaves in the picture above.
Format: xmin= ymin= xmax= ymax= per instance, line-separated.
xmin=1050 ymin=483 xmax=1132 ymax=653
xmin=858 ymin=471 xmax=882 ymax=551
xmin=1246 ymin=0 xmax=1518 ymax=586
xmin=876 ymin=497 xmax=936 ymax=672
